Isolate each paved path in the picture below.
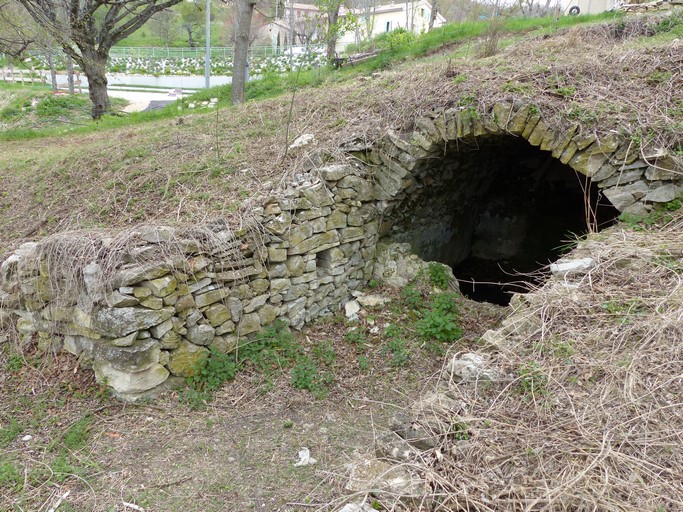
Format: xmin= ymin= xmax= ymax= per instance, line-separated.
xmin=108 ymin=89 xmax=184 ymax=113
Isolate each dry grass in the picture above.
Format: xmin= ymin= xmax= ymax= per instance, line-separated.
xmin=0 ymin=13 xmax=681 ymax=257
xmin=391 ymin=212 xmax=683 ymax=511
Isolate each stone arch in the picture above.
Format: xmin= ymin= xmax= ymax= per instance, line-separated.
xmin=355 ymin=101 xmax=681 ymax=302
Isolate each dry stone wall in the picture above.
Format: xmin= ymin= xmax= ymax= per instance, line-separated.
xmin=1 ymin=101 xmax=680 ymax=399
xmin=0 ymin=165 xmax=380 ymax=399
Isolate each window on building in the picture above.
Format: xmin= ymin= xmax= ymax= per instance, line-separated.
xmin=385 ymin=21 xmax=391 ymax=32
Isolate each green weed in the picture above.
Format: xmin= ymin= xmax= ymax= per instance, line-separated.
xmin=427 ymin=262 xmax=450 ymax=289
xmin=415 ymin=292 xmax=462 ymax=343
xmin=517 ymin=362 xmax=548 ymax=397
xmin=0 ymin=459 xmax=22 ymax=490
xmin=0 ymin=417 xmax=23 ymax=449
xmin=344 ymin=328 xmax=367 ymax=345
xmin=401 ymin=285 xmax=424 ymax=310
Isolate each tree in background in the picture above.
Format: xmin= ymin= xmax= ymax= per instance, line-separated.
xmin=16 ymin=0 xmax=185 ymax=118
xmin=177 ymin=1 xmax=206 ymax=47
xmin=150 ymin=8 xmax=179 ymax=47
xmin=232 ymin=0 xmax=256 ymax=104
xmin=0 ymin=0 xmax=36 ymax=57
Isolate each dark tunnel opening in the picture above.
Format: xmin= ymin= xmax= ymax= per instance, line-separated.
xmin=387 ymin=136 xmax=621 ymax=305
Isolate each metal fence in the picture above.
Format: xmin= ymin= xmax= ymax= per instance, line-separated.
xmin=108 ymin=46 xmax=286 ymax=60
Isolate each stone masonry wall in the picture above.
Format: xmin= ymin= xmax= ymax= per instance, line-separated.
xmin=1 ymin=101 xmax=680 ymax=399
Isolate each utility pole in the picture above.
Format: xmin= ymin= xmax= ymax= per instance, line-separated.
xmin=205 ymin=0 xmax=211 ymax=88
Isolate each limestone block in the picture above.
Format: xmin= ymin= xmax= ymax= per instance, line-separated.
xmin=167 ymin=340 xmax=209 ymax=377
xmin=325 ymin=209 xmax=347 ymax=230
xmin=347 ymin=206 xmax=376 ymax=227
xmin=550 ymin=124 xmax=578 ymax=158
xmin=591 ymin=162 xmax=617 ymax=181
xmin=442 ymin=352 xmax=499 ymax=383
xmin=258 ymin=304 xmax=279 ymax=325
xmin=295 ymin=207 xmax=331 ymax=221
xmin=645 ymin=164 xmax=679 ymax=181
xmin=92 ymin=306 xmax=174 ymax=338
xmin=319 ymin=164 xmax=354 ymax=181
xmin=267 ymin=246 xmax=288 ymax=263
xmin=188 ymin=277 xmax=213 ymax=294
xmin=250 ymin=279 xmax=269 ymax=295
xmin=521 ymin=113 xmax=541 ymax=139
xmin=138 ymin=225 xmax=175 ymax=244
xmin=238 ymin=313 xmax=262 ymax=335
xmin=204 ymin=304 xmax=232 ymax=327
xmin=186 ymin=323 xmax=215 ymax=346
xmin=139 ymin=297 xmax=163 ymax=310
xmin=92 ymin=338 xmax=161 ymax=372
xmin=289 ymin=223 xmax=314 ymax=247
xmin=289 ymin=231 xmax=341 ymax=255
xmin=174 ymin=294 xmax=195 ymax=312
xmin=265 ymin=212 xmax=292 ymax=235
xmin=644 ymin=184 xmax=676 ymax=203
xmin=215 ymin=319 xmax=236 ymax=335
xmin=290 ymin=273 xmax=315 ymax=286
xmin=94 ymin=360 xmax=169 ymax=394
xmin=269 ymin=278 xmax=291 ymax=295
xmin=268 ymin=263 xmax=290 ymax=279
xmin=141 ymin=275 xmax=177 ymax=298
xmin=278 ymin=197 xmax=312 ymax=210
xmin=301 ymin=182 xmax=334 ymax=207
xmin=225 ymin=296 xmax=243 ymax=323
xmin=309 ymin=217 xmax=327 ymax=234
xmin=106 ymin=291 xmax=139 ymax=308
xmin=244 ymin=293 xmax=269 ymax=314
xmin=133 ymin=287 xmax=152 ymax=299
xmin=159 ymin=330 xmax=181 ymax=350
xmin=346 ymin=458 xmax=426 ymax=497
xmin=336 ymin=175 xmax=375 ymax=201
xmin=111 ymin=332 xmax=137 ymax=347
xmin=506 ymin=104 xmax=533 ymax=135
xmin=283 ymin=284 xmax=309 ymax=301
xmin=559 ymin=141 xmax=578 ymax=165
xmin=216 ymin=266 xmax=260 ymax=283
xmin=112 ymin=263 xmax=171 ymax=288
xmin=599 ymin=169 xmax=644 ymax=188
xmin=415 ymin=116 xmax=440 ymax=140
xmin=194 ymin=288 xmax=230 ymax=308
xmin=526 ymin=120 xmax=550 ymax=147
xmin=340 ymin=227 xmax=365 ymax=243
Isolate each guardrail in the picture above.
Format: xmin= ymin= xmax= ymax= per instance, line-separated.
xmin=0 ymin=68 xmax=45 ymax=85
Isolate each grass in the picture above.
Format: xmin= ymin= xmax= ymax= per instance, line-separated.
xmin=0 ymin=11 xmax=623 ymax=142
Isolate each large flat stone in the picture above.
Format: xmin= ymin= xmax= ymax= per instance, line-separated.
xmin=94 ymin=360 xmax=169 ymax=394
xmin=92 ymin=307 xmax=175 ymax=338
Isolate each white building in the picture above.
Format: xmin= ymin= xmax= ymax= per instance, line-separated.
xmin=264 ymin=1 xmax=446 ymax=53
xmin=339 ymin=0 xmax=447 ymax=46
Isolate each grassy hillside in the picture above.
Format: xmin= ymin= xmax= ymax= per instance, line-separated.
xmin=0 ymin=11 xmax=682 ymax=512
xmin=1 ymin=12 xmax=680 ymax=255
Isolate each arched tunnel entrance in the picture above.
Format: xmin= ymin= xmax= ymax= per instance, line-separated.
xmin=386 ymin=135 xmax=620 ymax=305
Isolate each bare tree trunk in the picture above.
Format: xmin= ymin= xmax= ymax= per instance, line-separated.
xmin=232 ymin=0 xmax=256 ymax=104
xmin=186 ymin=27 xmax=196 ymax=47
xmin=429 ymin=0 xmax=438 ymax=30
xmin=79 ymin=50 xmax=110 ymax=118
xmin=47 ymin=51 xmax=57 ymax=91
xmin=66 ymin=54 xmax=74 ymax=94
xmin=326 ymin=6 xmax=340 ymax=61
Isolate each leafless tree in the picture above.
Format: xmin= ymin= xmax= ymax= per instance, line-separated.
xmin=150 ymin=8 xmax=178 ymax=47
xmin=16 ymin=0 xmax=185 ymax=118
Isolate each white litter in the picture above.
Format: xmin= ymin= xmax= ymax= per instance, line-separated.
xmin=294 ymin=447 xmax=317 ymax=466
